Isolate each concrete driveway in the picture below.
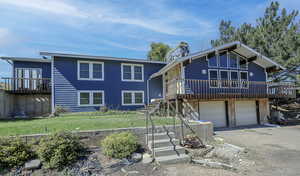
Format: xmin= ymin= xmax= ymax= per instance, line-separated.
xmin=215 ymin=125 xmax=300 ymax=176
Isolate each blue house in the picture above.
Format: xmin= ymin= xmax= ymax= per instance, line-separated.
xmin=1 ymin=41 xmax=296 ymax=127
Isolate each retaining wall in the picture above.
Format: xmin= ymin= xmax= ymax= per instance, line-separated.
xmin=0 ymin=90 xmax=51 ymax=119
xmin=19 ymin=122 xmax=214 ymax=147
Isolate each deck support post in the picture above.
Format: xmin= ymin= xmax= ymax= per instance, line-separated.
xmin=167 ymin=101 xmax=170 ymax=117
xmin=175 ymin=98 xmax=179 ymax=118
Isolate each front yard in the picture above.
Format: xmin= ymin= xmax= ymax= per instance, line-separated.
xmin=0 ymin=111 xmax=175 ymax=136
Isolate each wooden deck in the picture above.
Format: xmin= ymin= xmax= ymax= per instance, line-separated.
xmin=2 ymin=77 xmax=51 ymax=94
xmin=166 ymin=79 xmax=296 ymax=100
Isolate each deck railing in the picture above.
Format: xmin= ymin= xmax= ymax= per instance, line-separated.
xmin=2 ymin=77 xmax=51 ymax=94
xmin=166 ymin=79 xmax=296 ymax=99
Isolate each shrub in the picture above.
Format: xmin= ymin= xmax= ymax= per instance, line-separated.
xmin=101 ymin=132 xmax=138 ymax=159
xmin=37 ymin=132 xmax=86 ymax=170
xmin=0 ymin=137 xmax=35 ymax=169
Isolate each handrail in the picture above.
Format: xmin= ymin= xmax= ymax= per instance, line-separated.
xmin=1 ymin=77 xmax=51 ymax=93
xmin=169 ymin=103 xmax=206 ymax=148
xmin=166 ymin=79 xmax=296 ymax=99
xmin=145 ymin=101 xmax=161 ymax=157
xmin=162 ymin=125 xmax=179 ymax=156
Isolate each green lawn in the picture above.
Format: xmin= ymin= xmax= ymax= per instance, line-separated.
xmin=0 ymin=111 xmax=176 ymax=136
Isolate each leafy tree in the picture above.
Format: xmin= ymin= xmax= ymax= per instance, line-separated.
xmin=211 ymin=1 xmax=300 ymax=69
xmin=147 ymin=42 xmax=172 ymax=62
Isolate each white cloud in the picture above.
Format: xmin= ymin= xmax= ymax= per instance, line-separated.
xmin=0 ymin=0 xmax=214 ymax=36
xmin=0 ymin=0 xmax=87 ymax=18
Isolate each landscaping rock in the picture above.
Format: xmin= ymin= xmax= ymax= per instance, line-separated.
xmin=192 ymin=159 xmax=236 ymax=170
xmin=63 ymin=153 xmax=103 ymax=176
xmin=142 ymin=153 xmax=153 ymax=164
xmin=213 ymin=143 xmax=245 ymax=161
xmin=131 ymin=152 xmax=142 ymax=163
xmin=24 ymin=159 xmax=41 ymax=170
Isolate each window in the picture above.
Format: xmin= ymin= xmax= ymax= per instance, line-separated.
xmin=122 ymin=64 xmax=144 ymax=81
xmin=229 ymin=53 xmax=238 ymax=68
xmin=78 ymin=61 xmax=104 ymax=80
xmin=220 ymin=70 xmax=229 ymax=87
xmin=230 ymin=71 xmax=239 ymax=87
xmin=208 ymin=55 xmax=218 ymax=67
xmin=78 ymin=91 xmax=104 ymax=106
xmin=219 ymin=52 xmax=228 ymax=68
xmin=240 ymin=71 xmax=248 ymax=88
xmin=208 ymin=69 xmax=219 ymax=88
xmin=239 ymin=58 xmax=248 ymax=70
xmin=122 ymin=91 xmax=144 ymax=105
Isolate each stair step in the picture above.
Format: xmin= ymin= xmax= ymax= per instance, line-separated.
xmin=148 ymin=139 xmax=179 ymax=149
xmin=154 ymin=146 xmax=186 ymax=157
xmin=147 ymin=132 xmax=175 ymax=140
xmin=155 ymin=154 xmax=191 ymax=164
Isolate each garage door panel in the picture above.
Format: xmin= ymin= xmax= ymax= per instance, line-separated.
xmin=236 ymin=101 xmax=257 ymax=126
xmin=199 ymin=101 xmax=227 ymax=128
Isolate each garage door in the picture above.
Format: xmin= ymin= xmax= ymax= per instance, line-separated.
xmin=199 ymin=101 xmax=227 ymax=128
xmin=236 ymin=101 xmax=258 ymax=126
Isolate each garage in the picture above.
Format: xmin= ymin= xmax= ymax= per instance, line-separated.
xmin=235 ymin=101 xmax=258 ymax=126
xmin=199 ymin=101 xmax=227 ymax=128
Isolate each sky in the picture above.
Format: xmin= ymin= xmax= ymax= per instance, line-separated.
xmin=0 ymin=0 xmax=299 ymax=77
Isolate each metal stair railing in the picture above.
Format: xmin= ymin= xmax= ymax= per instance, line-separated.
xmin=169 ymin=103 xmax=206 ymax=148
xmin=145 ymin=101 xmax=162 ymax=157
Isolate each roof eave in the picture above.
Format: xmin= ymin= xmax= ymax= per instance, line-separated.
xmin=40 ymin=52 xmax=167 ymax=64
xmin=0 ymin=57 xmax=51 ymax=63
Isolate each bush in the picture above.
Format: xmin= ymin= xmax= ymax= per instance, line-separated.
xmin=101 ymin=132 xmax=138 ymax=159
xmin=0 ymin=137 xmax=35 ymax=169
xmin=37 ymin=132 xmax=86 ymax=170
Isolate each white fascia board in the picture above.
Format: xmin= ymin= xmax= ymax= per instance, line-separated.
xmin=40 ymin=52 xmax=167 ymax=64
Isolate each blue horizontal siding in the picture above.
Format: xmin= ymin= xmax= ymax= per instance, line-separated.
xmin=53 ymin=57 xmax=165 ymax=112
xmin=13 ymin=61 xmax=51 ymax=78
xmin=184 ymin=56 xmax=267 ymax=95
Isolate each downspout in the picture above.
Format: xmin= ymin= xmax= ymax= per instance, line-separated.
xmin=51 ymin=56 xmax=55 ymax=114
xmin=147 ymin=78 xmax=150 ymax=105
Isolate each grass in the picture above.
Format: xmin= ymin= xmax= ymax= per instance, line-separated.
xmin=0 ymin=111 xmax=177 ymax=136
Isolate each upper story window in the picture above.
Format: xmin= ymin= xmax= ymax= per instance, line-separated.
xmin=239 ymin=58 xmax=248 ymax=70
xmin=219 ymin=52 xmax=228 ymax=68
xmin=229 ymin=53 xmax=238 ymax=68
xmin=240 ymin=71 xmax=249 ymax=88
xmin=78 ymin=61 xmax=104 ymax=80
xmin=208 ymin=54 xmax=218 ymax=67
xmin=208 ymin=69 xmax=219 ymax=88
xmin=220 ymin=70 xmax=229 ymax=87
xmin=78 ymin=90 xmax=104 ymax=106
xmin=121 ymin=63 xmax=144 ymax=82
xmin=230 ymin=71 xmax=239 ymax=87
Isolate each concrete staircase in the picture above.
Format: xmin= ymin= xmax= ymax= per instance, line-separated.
xmin=147 ymin=131 xmax=190 ymax=164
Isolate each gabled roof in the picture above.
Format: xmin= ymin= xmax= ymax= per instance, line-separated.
xmin=40 ymin=52 xmax=167 ymax=64
xmin=150 ymin=41 xmax=285 ymax=78
xmin=0 ymin=56 xmax=51 ymax=63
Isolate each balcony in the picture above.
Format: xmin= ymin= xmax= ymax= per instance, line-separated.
xmin=1 ymin=77 xmax=51 ymax=94
xmin=166 ymin=79 xmax=296 ymax=100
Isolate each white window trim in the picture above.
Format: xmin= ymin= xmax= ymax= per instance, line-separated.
xmin=240 ymin=71 xmax=249 ymax=89
xmin=219 ymin=51 xmax=228 ymax=68
xmin=230 ymin=70 xmax=239 ymax=88
xmin=228 ymin=52 xmax=239 ymax=69
xmin=15 ymin=68 xmax=42 ymax=78
xmin=239 ymin=57 xmax=249 ymax=70
xmin=121 ymin=90 xmax=145 ymax=106
xmin=208 ymin=69 xmax=219 ymax=88
xmin=121 ymin=63 xmax=144 ymax=82
xmin=207 ymin=54 xmax=219 ymax=68
xmin=78 ymin=90 xmax=105 ymax=106
xmin=219 ymin=70 xmax=230 ymax=88
xmin=77 ymin=61 xmax=104 ymax=81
